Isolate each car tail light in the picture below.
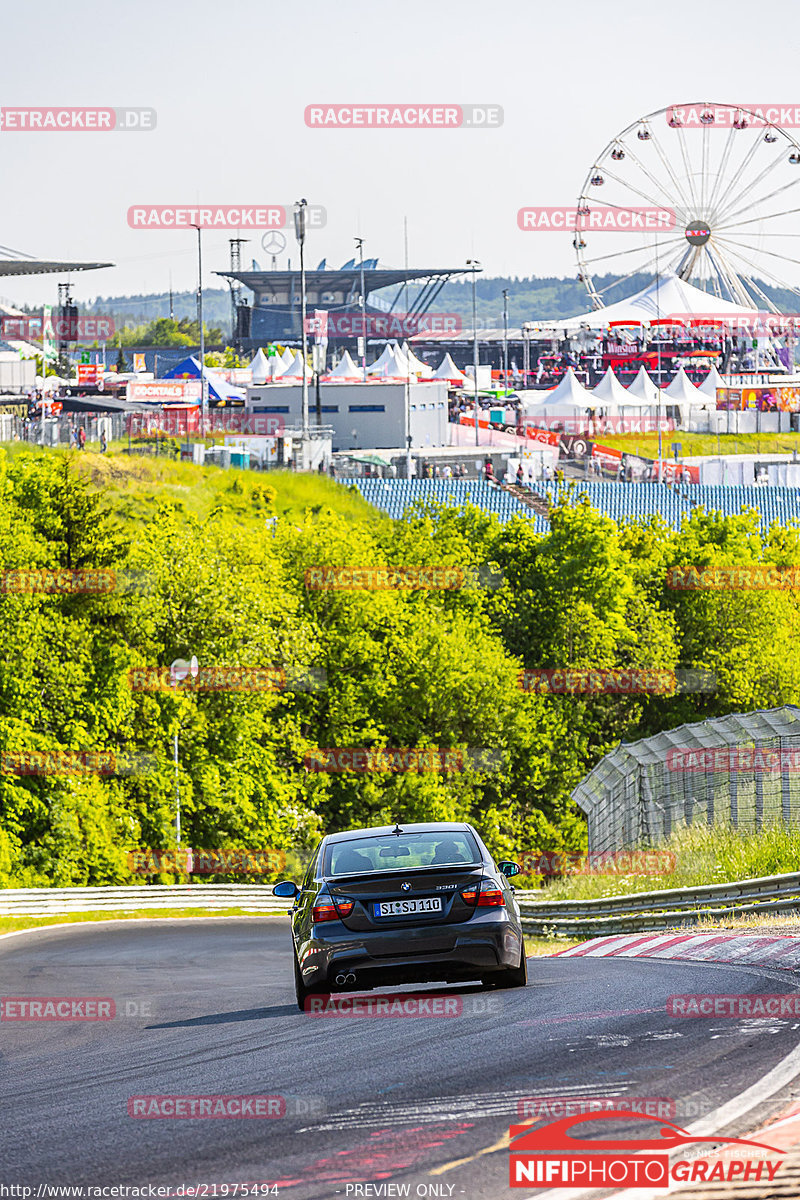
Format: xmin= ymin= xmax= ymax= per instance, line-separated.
xmin=461 ymin=879 xmax=506 ymax=908
xmin=312 ymin=897 xmax=355 ymax=922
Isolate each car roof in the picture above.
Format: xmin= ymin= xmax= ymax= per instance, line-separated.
xmin=323 ymin=822 xmax=473 ymax=845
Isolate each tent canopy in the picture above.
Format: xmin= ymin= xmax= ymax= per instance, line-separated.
xmin=590 ymin=367 xmax=632 ymax=406
xmin=664 ymin=365 xmax=708 ymax=404
xmin=163 ymin=355 xmax=245 ymax=404
xmin=432 ymin=352 xmax=467 ymax=382
xmin=250 ymin=348 xmax=270 ymax=385
xmin=328 ymin=350 xmax=361 ymax=380
xmin=558 ymin=271 xmax=759 ymax=331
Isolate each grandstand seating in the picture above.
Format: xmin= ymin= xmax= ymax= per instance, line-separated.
xmin=348 ymin=478 xmax=800 ymax=534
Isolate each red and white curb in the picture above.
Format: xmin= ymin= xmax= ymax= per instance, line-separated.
xmin=555 ymin=930 xmax=800 ymax=971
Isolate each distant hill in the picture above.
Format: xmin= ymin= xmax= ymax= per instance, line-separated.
xmin=73 ymin=272 xmax=799 ymax=339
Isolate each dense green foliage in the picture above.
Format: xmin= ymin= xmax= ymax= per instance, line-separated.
xmin=1 ymin=452 xmax=800 ymax=887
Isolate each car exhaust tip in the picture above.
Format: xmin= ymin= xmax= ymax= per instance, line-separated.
xmin=345 ymin=972 xmax=356 ymax=983
xmin=335 ymin=973 xmax=348 ymax=985
xmin=335 ymin=971 xmax=357 ymax=986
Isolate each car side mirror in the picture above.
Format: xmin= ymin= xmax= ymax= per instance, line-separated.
xmin=273 ymin=880 xmax=300 ymax=898
xmin=497 ymin=860 xmax=520 ymax=877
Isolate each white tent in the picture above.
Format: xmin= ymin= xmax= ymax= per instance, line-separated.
xmin=539 ymin=367 xmax=595 ymax=406
xmin=432 ymin=353 xmax=468 ymax=383
xmin=381 ymin=346 xmax=413 ymax=377
xmin=401 ymin=342 xmax=433 ymax=376
xmin=590 ymin=367 xmax=632 ymax=407
xmin=625 ymin=366 xmax=661 ymax=405
xmin=698 ymin=364 xmax=726 ymax=399
xmin=664 ymin=365 xmax=708 ymax=404
xmin=558 ymin=271 xmax=759 ymax=331
xmin=279 ymin=347 xmax=296 ymax=371
xmin=282 ymin=353 xmax=313 ymax=381
xmin=250 ymin=348 xmax=270 ymax=385
xmin=367 ymin=343 xmax=397 ymax=375
xmin=327 ymin=350 xmax=361 ymax=380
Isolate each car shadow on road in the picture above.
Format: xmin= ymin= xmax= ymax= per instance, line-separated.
xmin=147 ymin=1004 xmax=297 ymax=1028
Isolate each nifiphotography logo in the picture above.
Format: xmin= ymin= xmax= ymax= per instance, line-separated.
xmin=508 ymin=1110 xmax=783 ymax=1188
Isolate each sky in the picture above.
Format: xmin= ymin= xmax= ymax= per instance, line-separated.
xmin=2 ymin=0 xmax=800 ymax=312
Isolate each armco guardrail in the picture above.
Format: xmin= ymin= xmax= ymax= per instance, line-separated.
xmin=0 ymin=884 xmax=294 ymax=917
xmin=517 ymin=870 xmax=800 ymax=937
xmin=3 ymin=875 xmax=799 ymax=935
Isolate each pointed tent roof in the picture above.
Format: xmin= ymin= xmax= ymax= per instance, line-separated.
xmin=250 ymin=348 xmax=270 ymax=385
xmin=401 ymin=341 xmax=433 ymax=376
xmin=162 ymin=355 xmax=245 ymax=404
xmin=625 ymin=366 xmax=661 ymax=405
xmin=540 ymin=367 xmax=595 ymax=407
xmin=432 ymin=352 xmax=467 ymax=382
xmin=590 ymin=367 xmax=633 ymax=406
xmin=367 ymin=343 xmax=396 ymax=375
xmin=664 ymin=364 xmax=708 ymax=404
xmin=328 ymin=350 xmax=361 ymax=380
xmin=381 ymin=346 xmax=413 ymax=377
xmin=558 ymin=271 xmax=759 ymax=330
xmin=282 ymin=353 xmax=313 ymax=380
xmin=698 ymin=364 xmax=727 ymax=398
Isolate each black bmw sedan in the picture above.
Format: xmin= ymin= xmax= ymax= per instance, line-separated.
xmin=273 ymin=822 xmax=527 ymax=1011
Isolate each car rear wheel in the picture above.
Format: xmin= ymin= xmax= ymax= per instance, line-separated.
xmin=494 ymin=948 xmax=528 ymax=989
xmin=294 ymin=951 xmax=318 ymax=1012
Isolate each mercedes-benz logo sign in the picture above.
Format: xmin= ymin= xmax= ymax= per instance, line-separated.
xmin=261 ymin=230 xmax=287 ymax=255
xmin=401 ymin=882 xmax=412 ymax=892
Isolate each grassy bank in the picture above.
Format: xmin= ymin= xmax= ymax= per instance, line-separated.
xmin=597 ymin=431 xmax=800 ymax=459
xmin=526 ymin=824 xmax=800 ymax=903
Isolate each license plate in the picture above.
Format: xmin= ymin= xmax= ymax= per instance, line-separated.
xmin=374 ymin=897 xmax=443 ymax=918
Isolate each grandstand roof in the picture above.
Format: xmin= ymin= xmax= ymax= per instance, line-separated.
xmin=0 ymin=243 xmax=113 ymax=277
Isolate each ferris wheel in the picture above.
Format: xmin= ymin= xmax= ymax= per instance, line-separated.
xmin=575 ymin=102 xmax=800 ymax=311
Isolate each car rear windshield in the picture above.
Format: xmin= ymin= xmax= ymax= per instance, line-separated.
xmin=325 ymin=831 xmax=481 ymax=877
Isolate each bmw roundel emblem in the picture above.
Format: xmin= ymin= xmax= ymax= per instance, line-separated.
xmin=401 ymin=882 xmax=412 ymax=892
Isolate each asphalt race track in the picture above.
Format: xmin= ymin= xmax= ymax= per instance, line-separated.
xmin=3 ymin=919 xmax=800 ymax=1199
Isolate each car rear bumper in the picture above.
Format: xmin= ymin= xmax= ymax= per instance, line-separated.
xmin=296 ymin=912 xmax=524 ymax=990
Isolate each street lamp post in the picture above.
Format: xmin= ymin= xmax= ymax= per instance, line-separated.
xmin=192 ymin=226 xmax=208 ymax=438
xmin=502 ymin=288 xmax=509 ymax=396
xmin=294 ymin=200 xmax=310 ymax=450
xmin=169 ymin=656 xmax=198 ymax=847
xmin=467 ymin=259 xmax=481 ymax=446
xmin=355 ymin=236 xmax=367 ymax=382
